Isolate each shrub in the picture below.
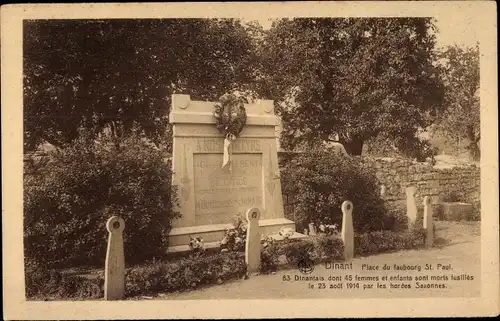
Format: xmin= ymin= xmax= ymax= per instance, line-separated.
xmin=310 ymin=235 xmax=344 ymax=261
xmin=470 ymin=209 xmax=481 ymax=221
xmin=280 ymin=151 xmax=388 ymax=233
xmin=220 ymin=215 xmax=248 ymax=252
xmin=394 ymin=135 xmax=438 ymax=163
xmin=442 ymin=190 xmax=462 ymax=202
xmin=382 ymin=205 xmax=409 ymax=231
xmin=24 ymin=134 xmax=180 ymax=268
xmin=259 ymin=236 xmax=280 ymax=274
xmin=278 ymin=235 xmax=344 ymax=265
xmin=354 ymin=228 xmax=426 ymax=257
xmin=280 ymin=239 xmax=316 ymax=266
xmin=125 ymin=251 xmax=246 ymax=296
xmin=25 ymin=266 xmax=103 ymax=300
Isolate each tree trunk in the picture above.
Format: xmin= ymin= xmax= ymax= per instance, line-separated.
xmin=467 ymin=142 xmax=480 ymax=161
xmin=109 ymin=121 xmax=122 ymax=150
xmin=466 ymin=125 xmax=480 ymax=161
xmin=342 ymin=138 xmax=364 ymax=156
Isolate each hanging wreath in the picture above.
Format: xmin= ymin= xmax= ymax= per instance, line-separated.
xmin=213 ymin=93 xmax=248 ymax=171
xmin=213 ymin=93 xmax=247 ymax=139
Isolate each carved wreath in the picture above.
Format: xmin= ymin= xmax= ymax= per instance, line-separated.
xmin=213 ymin=93 xmax=247 ymax=139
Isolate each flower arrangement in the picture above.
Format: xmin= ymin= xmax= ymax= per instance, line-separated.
xmin=213 ymin=92 xmax=249 ymax=171
xmin=278 ymin=227 xmax=294 ymax=239
xmin=261 ymin=235 xmax=276 ymax=249
xmin=318 ymin=223 xmax=339 ymax=236
xmin=188 ymin=235 xmax=205 ymax=253
xmin=220 ymin=216 xmax=248 ymax=252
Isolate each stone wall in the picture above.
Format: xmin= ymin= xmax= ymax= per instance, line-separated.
xmin=358 ymin=157 xmax=480 ymax=215
xmin=278 ymin=152 xmax=480 ymax=217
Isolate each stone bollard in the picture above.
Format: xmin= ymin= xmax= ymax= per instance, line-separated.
xmin=341 ymin=201 xmax=354 ymax=261
xmin=423 ymin=196 xmax=434 ymax=248
xmin=308 ymin=222 xmax=317 ymax=236
xmin=245 ymin=207 xmax=261 ymax=275
xmin=104 ymin=216 xmax=125 ymax=300
xmin=380 ymin=185 xmax=386 ymax=197
xmin=406 ymin=186 xmax=418 ymax=226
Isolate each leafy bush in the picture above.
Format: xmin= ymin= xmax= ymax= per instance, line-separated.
xmin=24 ymin=134 xmax=180 ymax=268
xmin=259 ymin=235 xmax=345 ymax=274
xmin=382 ymin=205 xmax=409 ymax=231
xmin=470 ymin=209 xmax=481 ymax=221
xmin=125 ymin=251 xmax=246 ymax=296
xmin=280 ymin=151 xmax=388 ymax=233
xmin=278 ymin=235 xmax=345 ymax=265
xmin=25 ymin=266 xmax=103 ymax=300
xmin=220 ymin=215 xmax=248 ymax=252
xmin=442 ymin=190 xmax=462 ymax=202
xmin=280 ymin=239 xmax=316 ymax=265
xmin=260 ymin=242 xmax=281 ymax=274
xmin=354 ymin=228 xmax=426 ymax=257
xmin=310 ymin=235 xmax=344 ymax=261
xmin=394 ymin=135 xmax=438 ymax=163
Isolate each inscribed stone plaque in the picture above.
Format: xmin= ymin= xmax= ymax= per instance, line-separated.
xmin=193 ymin=153 xmax=263 ymax=225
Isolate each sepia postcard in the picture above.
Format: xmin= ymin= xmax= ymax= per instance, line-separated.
xmin=2 ymin=1 xmax=499 ymax=319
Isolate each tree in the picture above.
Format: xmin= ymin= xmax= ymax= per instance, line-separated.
xmin=258 ymin=18 xmax=445 ymax=155
xmin=24 ymin=19 xmax=256 ymax=152
xmin=434 ymin=44 xmax=480 ymax=160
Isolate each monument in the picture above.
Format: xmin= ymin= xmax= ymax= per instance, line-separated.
xmin=167 ymin=94 xmax=298 ymax=252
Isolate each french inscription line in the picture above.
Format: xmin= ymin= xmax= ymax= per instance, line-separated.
xmin=196 ymin=187 xmax=259 ymax=195
xmin=195 ymin=196 xmax=263 ymax=210
xmin=195 ymin=138 xmax=262 ymax=153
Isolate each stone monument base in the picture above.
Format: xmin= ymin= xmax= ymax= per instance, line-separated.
xmin=442 ymin=202 xmax=474 ymax=221
xmin=166 ymin=218 xmax=305 ymax=254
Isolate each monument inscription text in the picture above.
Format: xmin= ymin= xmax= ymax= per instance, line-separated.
xmin=193 ymin=153 xmax=263 ymax=225
xmin=195 ymin=138 xmax=262 ymax=153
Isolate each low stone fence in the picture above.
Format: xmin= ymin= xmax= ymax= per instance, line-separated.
xmin=358 ymin=157 xmax=480 ymax=216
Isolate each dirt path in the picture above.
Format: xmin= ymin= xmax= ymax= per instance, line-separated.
xmin=156 ymin=221 xmax=480 ymax=300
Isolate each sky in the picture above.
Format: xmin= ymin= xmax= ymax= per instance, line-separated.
xmin=248 ymin=16 xmax=479 ymax=49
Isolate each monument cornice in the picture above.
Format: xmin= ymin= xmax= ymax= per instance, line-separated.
xmin=170 ymin=94 xmax=279 ymax=127
xmin=169 ymin=111 xmax=279 ymax=126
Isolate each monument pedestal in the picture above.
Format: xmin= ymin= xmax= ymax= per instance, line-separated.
xmin=167 ymin=94 xmax=300 ymax=252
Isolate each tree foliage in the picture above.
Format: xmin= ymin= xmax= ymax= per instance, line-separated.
xmin=24 ymin=19 xmax=257 ymax=152
xmin=434 ymin=44 xmax=480 ymax=160
xmin=25 ymin=18 xmax=450 ymax=158
xmin=258 ymin=18 xmax=445 ymax=155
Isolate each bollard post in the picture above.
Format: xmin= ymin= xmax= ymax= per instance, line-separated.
xmin=245 ymin=207 xmax=261 ymax=275
xmin=341 ymin=201 xmax=354 ymax=261
xmin=380 ymin=185 xmax=386 ymax=197
xmin=308 ymin=222 xmax=317 ymax=236
xmin=406 ymin=186 xmax=418 ymax=226
xmin=104 ymin=216 xmax=125 ymax=300
xmin=423 ymin=196 xmax=434 ymax=248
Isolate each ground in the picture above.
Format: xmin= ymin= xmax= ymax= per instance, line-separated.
xmin=149 ymin=221 xmax=480 ymax=300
